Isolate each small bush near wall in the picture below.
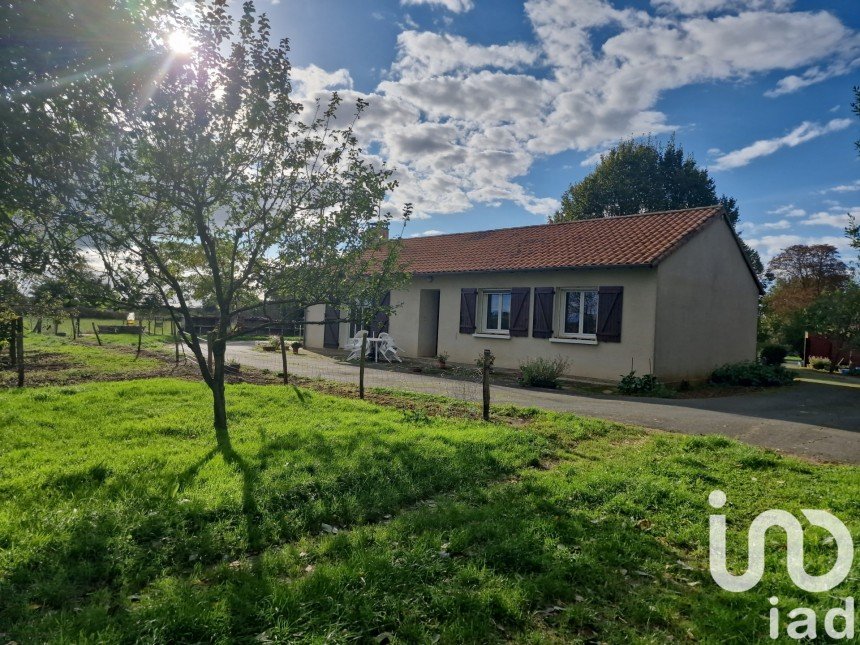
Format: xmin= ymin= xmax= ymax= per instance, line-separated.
xmin=759 ymin=344 xmax=788 ymax=366
xmin=617 ymin=371 xmax=674 ymax=397
xmin=809 ymin=356 xmax=832 ymax=371
xmin=710 ymin=361 xmax=795 ymax=387
xmin=519 ymin=357 xmax=569 ymax=388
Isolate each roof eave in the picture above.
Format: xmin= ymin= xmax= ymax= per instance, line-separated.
xmin=411 ymin=263 xmax=656 ymax=277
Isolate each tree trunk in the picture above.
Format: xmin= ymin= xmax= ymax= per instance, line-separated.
xmin=211 ymin=339 xmax=228 ymax=434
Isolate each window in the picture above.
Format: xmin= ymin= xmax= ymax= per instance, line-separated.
xmin=481 ymin=290 xmax=511 ymax=333
xmin=560 ymin=289 xmax=598 ymax=338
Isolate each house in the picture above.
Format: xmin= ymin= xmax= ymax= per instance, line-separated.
xmin=304 ymin=205 xmax=763 ymax=382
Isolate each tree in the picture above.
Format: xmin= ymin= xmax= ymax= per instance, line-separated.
xmin=853 ymin=85 xmax=859 ymax=155
xmin=1 ymin=1 xmax=167 ymax=274
xmin=846 ymin=87 xmax=860 ymax=267
xmin=804 ymin=283 xmax=860 ymax=372
xmin=761 ymin=244 xmax=850 ymax=351
xmin=766 ymin=245 xmax=849 ymax=295
xmin=847 ymin=214 xmax=860 ymax=267
xmin=552 ymin=137 xmax=763 ymax=274
xmin=81 ymin=1 xmax=408 ymax=440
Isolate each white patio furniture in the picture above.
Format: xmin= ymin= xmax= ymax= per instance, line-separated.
xmin=345 ymin=330 xmax=372 ymax=361
xmin=377 ymin=332 xmax=403 ymax=363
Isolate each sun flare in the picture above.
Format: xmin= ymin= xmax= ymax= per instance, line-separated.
xmin=167 ymin=30 xmax=194 ymax=55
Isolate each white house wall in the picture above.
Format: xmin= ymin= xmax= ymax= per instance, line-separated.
xmin=654 ymin=217 xmax=759 ymax=381
xmin=387 ymin=268 xmax=659 ymax=382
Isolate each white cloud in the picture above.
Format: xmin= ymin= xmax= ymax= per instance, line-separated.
xmin=290 ymin=64 xmax=353 ymax=97
xmin=768 ymin=204 xmax=806 ymax=217
xmin=801 ymin=211 xmax=851 ymax=229
xmin=580 ymin=149 xmax=609 ymax=167
xmin=287 ymin=2 xmax=856 ymax=222
xmin=652 ymin=0 xmax=793 ymax=15
xmin=391 ymin=31 xmax=538 ymax=79
xmin=710 ymin=118 xmax=852 ymax=170
xmin=821 ymin=179 xmax=860 ymax=194
xmin=409 ymin=229 xmax=446 ymax=237
xmin=743 ymin=219 xmax=793 ymax=234
xmin=765 ymin=52 xmax=860 ymax=97
xmin=400 ymin=0 xmax=473 ymax=13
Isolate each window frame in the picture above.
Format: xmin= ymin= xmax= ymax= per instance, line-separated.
xmin=478 ymin=289 xmax=512 ymax=335
xmin=556 ymin=288 xmax=599 ymax=340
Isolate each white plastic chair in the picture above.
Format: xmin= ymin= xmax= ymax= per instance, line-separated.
xmin=345 ymin=330 xmax=370 ymax=361
xmin=377 ymin=332 xmax=402 ymax=363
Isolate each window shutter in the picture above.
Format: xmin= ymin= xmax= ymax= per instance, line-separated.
xmin=509 ymin=287 xmax=530 ymax=337
xmin=532 ymin=287 xmax=554 ymax=338
xmin=459 ymin=288 xmax=478 ymax=334
xmin=372 ymin=291 xmax=391 ymax=335
xmin=596 ymin=286 xmax=623 ymax=342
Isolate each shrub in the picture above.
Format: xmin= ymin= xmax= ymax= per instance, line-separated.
xmin=759 ymin=344 xmax=788 ymax=366
xmin=258 ymin=335 xmax=281 ymax=351
xmin=809 ymin=356 xmax=831 ymax=371
xmin=617 ymin=371 xmax=673 ymax=397
xmin=710 ymin=361 xmax=795 ymax=387
xmin=519 ymin=357 xmax=569 ymax=388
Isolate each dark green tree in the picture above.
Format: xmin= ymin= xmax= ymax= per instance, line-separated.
xmin=846 ymin=87 xmax=860 ymax=265
xmin=0 ymin=0 xmax=166 ymax=274
xmin=82 ymin=0 xmax=408 ymax=437
xmin=553 ymin=137 xmax=762 ymax=273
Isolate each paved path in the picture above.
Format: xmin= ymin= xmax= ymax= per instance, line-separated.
xmin=223 ymin=342 xmax=860 ymax=464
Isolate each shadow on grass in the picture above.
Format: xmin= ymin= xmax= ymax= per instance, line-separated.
xmin=0 ymin=417 xmax=534 ymax=640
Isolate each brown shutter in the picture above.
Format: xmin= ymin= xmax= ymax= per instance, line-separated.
xmin=323 ymin=306 xmax=340 ymax=348
xmin=596 ymin=286 xmax=623 ymax=342
xmin=372 ymin=291 xmax=391 ymax=335
xmin=459 ymin=288 xmax=478 ymax=334
xmin=509 ymin=287 xmax=530 ymax=337
xmin=532 ymin=287 xmax=554 ymax=338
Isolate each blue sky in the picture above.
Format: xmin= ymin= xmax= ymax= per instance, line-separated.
xmin=249 ymin=0 xmax=858 ymax=262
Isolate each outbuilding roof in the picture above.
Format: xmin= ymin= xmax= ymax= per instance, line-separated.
xmin=396 ymin=205 xmax=731 ymax=275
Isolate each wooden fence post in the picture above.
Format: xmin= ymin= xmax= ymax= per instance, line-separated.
xmin=16 ymin=317 xmax=24 ymax=387
xmin=359 ymin=333 xmax=367 ymax=400
xmin=8 ymin=319 xmax=17 ymax=366
xmin=482 ymin=349 xmax=490 ymax=422
xmin=135 ymin=328 xmax=143 ymax=359
xmin=279 ymin=335 xmax=289 ymax=385
xmin=175 ymin=336 xmax=180 ymax=364
xmin=91 ymin=322 xmax=102 ymax=346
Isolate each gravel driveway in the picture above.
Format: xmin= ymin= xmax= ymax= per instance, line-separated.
xmin=223 ymin=341 xmax=860 ymax=464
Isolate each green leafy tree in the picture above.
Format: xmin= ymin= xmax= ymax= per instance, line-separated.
xmin=553 ymin=137 xmax=763 ymax=274
xmin=846 ymin=88 xmax=860 ymax=267
xmin=1 ymin=1 xmax=167 ymax=274
xmin=761 ymin=244 xmax=850 ymax=351
xmin=853 ymin=85 xmax=859 ymax=155
xmin=804 ymin=283 xmax=860 ymax=372
xmin=81 ymin=1 xmax=408 ymax=438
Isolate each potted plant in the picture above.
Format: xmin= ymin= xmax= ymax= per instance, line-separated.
xmin=436 ymin=352 xmax=449 ymax=369
xmin=290 ymin=340 xmax=302 ymax=355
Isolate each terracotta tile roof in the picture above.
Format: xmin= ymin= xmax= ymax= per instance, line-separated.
xmin=396 ymin=206 xmax=725 ymax=274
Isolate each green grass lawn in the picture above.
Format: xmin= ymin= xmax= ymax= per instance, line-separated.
xmin=1 ymin=378 xmax=857 ymax=643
